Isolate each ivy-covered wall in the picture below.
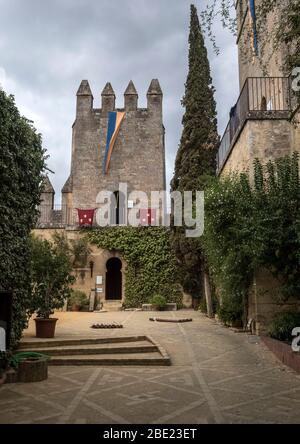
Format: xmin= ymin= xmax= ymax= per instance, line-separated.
xmin=204 ymin=154 xmax=300 ymax=325
xmin=88 ymin=227 xmax=182 ymax=308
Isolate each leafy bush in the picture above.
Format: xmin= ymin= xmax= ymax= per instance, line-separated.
xmin=199 ymin=295 xmax=219 ymax=315
xmin=204 ymin=154 xmax=300 ymax=323
xmin=68 ymin=290 xmax=89 ymax=309
xmin=29 ymin=236 xmax=75 ymax=318
xmin=0 ymin=89 xmax=47 ymax=348
xmin=217 ymin=294 xmax=244 ymax=326
xmin=268 ymin=312 xmax=300 ymax=342
xmin=52 ymin=232 xmax=91 ymax=268
xmin=150 ymin=295 xmax=167 ymax=309
xmin=198 ymin=298 xmax=207 ymax=314
xmin=70 ymin=238 xmax=91 ymax=268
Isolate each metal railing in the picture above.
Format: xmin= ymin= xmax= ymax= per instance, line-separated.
xmin=217 ymin=77 xmax=292 ymax=173
xmin=36 ymin=205 xmax=127 ymax=228
xmin=37 ymin=205 xmax=82 ymax=227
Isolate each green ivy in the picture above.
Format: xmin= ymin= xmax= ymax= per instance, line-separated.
xmin=87 ymin=227 xmax=182 ymax=308
xmin=204 ymin=153 xmax=300 ymax=323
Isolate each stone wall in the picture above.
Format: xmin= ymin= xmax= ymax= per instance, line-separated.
xmin=236 ymin=0 xmax=287 ymax=89
xmin=64 ymin=80 xmax=166 ymax=210
xmin=248 ymin=269 xmax=300 ymax=335
xmin=32 ymin=228 xmax=126 ymax=309
xmin=220 ymin=118 xmax=298 ymax=179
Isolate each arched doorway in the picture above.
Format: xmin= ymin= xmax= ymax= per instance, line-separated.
xmin=105 ymin=257 xmax=122 ymax=300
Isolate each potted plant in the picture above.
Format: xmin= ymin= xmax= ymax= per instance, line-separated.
xmin=150 ymin=295 xmax=167 ymax=311
xmin=68 ymin=290 xmax=89 ymax=311
xmin=30 ymin=236 xmax=75 ymax=338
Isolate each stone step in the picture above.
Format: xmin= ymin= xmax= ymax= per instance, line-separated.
xmin=18 ymin=342 xmax=158 ymax=356
xmin=102 ymin=301 xmax=122 ymax=311
xmin=19 ymin=335 xmax=148 ymax=349
xmin=17 ymin=335 xmax=171 ymax=366
xmin=48 ymin=352 xmax=171 ymax=366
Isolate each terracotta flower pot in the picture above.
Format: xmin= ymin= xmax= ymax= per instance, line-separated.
xmin=71 ymin=304 xmax=81 ymax=312
xmin=34 ymin=318 xmax=58 ymax=338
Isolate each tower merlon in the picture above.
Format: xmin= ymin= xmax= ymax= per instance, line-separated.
xmin=147 ymin=79 xmax=163 ymax=112
xmin=147 ymin=79 xmax=163 ymax=96
xmin=101 ymin=82 xmax=116 ymax=113
xmin=76 ymin=80 xmax=93 ymax=116
xmin=124 ymin=80 xmax=138 ymax=111
xmin=40 ymin=175 xmax=55 ymax=208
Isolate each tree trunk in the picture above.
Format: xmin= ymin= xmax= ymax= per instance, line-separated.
xmin=204 ymin=272 xmax=213 ymax=318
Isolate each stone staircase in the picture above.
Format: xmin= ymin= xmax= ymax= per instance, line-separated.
xmin=17 ymin=336 xmax=171 ymax=366
xmin=101 ymin=301 xmax=122 ymax=311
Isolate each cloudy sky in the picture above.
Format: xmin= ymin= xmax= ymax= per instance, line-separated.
xmin=0 ymin=0 xmax=239 ymax=203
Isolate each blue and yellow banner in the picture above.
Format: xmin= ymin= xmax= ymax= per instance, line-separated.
xmin=248 ymin=0 xmax=258 ymax=56
xmin=103 ymin=111 xmax=125 ymax=175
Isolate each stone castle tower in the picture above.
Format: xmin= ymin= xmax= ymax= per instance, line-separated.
xmin=61 ymin=79 xmax=166 ymax=213
xmin=36 ymin=79 xmax=167 ymax=309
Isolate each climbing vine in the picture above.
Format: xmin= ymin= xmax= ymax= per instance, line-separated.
xmin=87 ymin=227 xmax=182 ymax=308
xmin=204 ymin=154 xmax=300 ymax=323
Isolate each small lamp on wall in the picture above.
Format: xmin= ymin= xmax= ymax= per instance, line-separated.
xmin=89 ymin=260 xmax=94 ymax=278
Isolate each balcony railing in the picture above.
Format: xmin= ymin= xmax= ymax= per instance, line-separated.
xmin=217 ymin=77 xmax=292 ymax=173
xmin=36 ymin=205 xmax=153 ymax=228
xmin=36 ymin=205 xmax=81 ymax=228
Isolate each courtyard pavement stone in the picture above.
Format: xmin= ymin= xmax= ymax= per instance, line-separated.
xmin=1 ymin=310 xmax=300 ymax=424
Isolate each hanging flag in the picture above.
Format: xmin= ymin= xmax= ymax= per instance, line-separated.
xmin=140 ymin=209 xmax=157 ymax=226
xmin=76 ymin=209 xmax=95 ymax=227
xmin=248 ymin=0 xmax=258 ymax=57
xmin=103 ymin=111 xmax=125 ymax=175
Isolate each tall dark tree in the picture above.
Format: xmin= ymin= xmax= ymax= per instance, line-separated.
xmin=0 ymin=89 xmax=46 ymax=347
xmin=171 ymin=4 xmax=219 ymax=301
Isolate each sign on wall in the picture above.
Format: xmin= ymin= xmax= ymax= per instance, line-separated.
xmin=96 ymin=276 xmax=103 ymax=285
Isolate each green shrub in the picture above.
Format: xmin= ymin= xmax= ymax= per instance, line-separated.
xmin=0 ymin=89 xmax=47 ymax=347
xmin=268 ymin=312 xmax=300 ymax=342
xmin=199 ymin=298 xmax=207 ymax=313
xmin=217 ymin=290 xmax=245 ymax=325
xmin=199 ymin=294 xmax=219 ymax=315
xmin=68 ymin=290 xmax=89 ymax=309
xmin=150 ymin=295 xmax=167 ymax=308
xmin=29 ymin=236 xmax=75 ymax=318
xmin=204 ymin=154 xmax=300 ymax=323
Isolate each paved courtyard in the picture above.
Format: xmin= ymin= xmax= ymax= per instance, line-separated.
xmin=1 ymin=310 xmax=300 ymax=424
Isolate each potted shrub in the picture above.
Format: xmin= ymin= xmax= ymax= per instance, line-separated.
xmin=68 ymin=290 xmax=89 ymax=311
xmin=150 ymin=295 xmax=167 ymax=311
xmin=30 ymin=236 xmax=75 ymax=338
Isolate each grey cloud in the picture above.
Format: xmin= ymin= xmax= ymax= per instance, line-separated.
xmin=0 ymin=0 xmax=239 ymax=201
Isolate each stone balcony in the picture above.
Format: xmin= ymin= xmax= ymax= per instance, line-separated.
xmin=217 ymin=76 xmax=296 ymax=175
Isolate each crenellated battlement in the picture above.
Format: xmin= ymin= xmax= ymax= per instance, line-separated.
xmin=48 ymin=76 xmax=167 ymax=211
xmin=76 ymin=79 xmax=163 ymax=116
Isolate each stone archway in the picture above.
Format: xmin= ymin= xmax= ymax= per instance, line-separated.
xmin=105 ymin=257 xmax=122 ymax=300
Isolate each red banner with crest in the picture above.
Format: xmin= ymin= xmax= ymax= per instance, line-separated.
xmin=76 ymin=209 xmax=95 ymax=227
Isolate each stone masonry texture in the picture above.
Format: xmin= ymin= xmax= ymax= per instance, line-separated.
xmin=63 ymin=79 xmax=166 ymax=210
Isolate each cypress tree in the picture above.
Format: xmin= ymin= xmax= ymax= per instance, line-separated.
xmin=171 ymin=4 xmax=219 ymax=299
